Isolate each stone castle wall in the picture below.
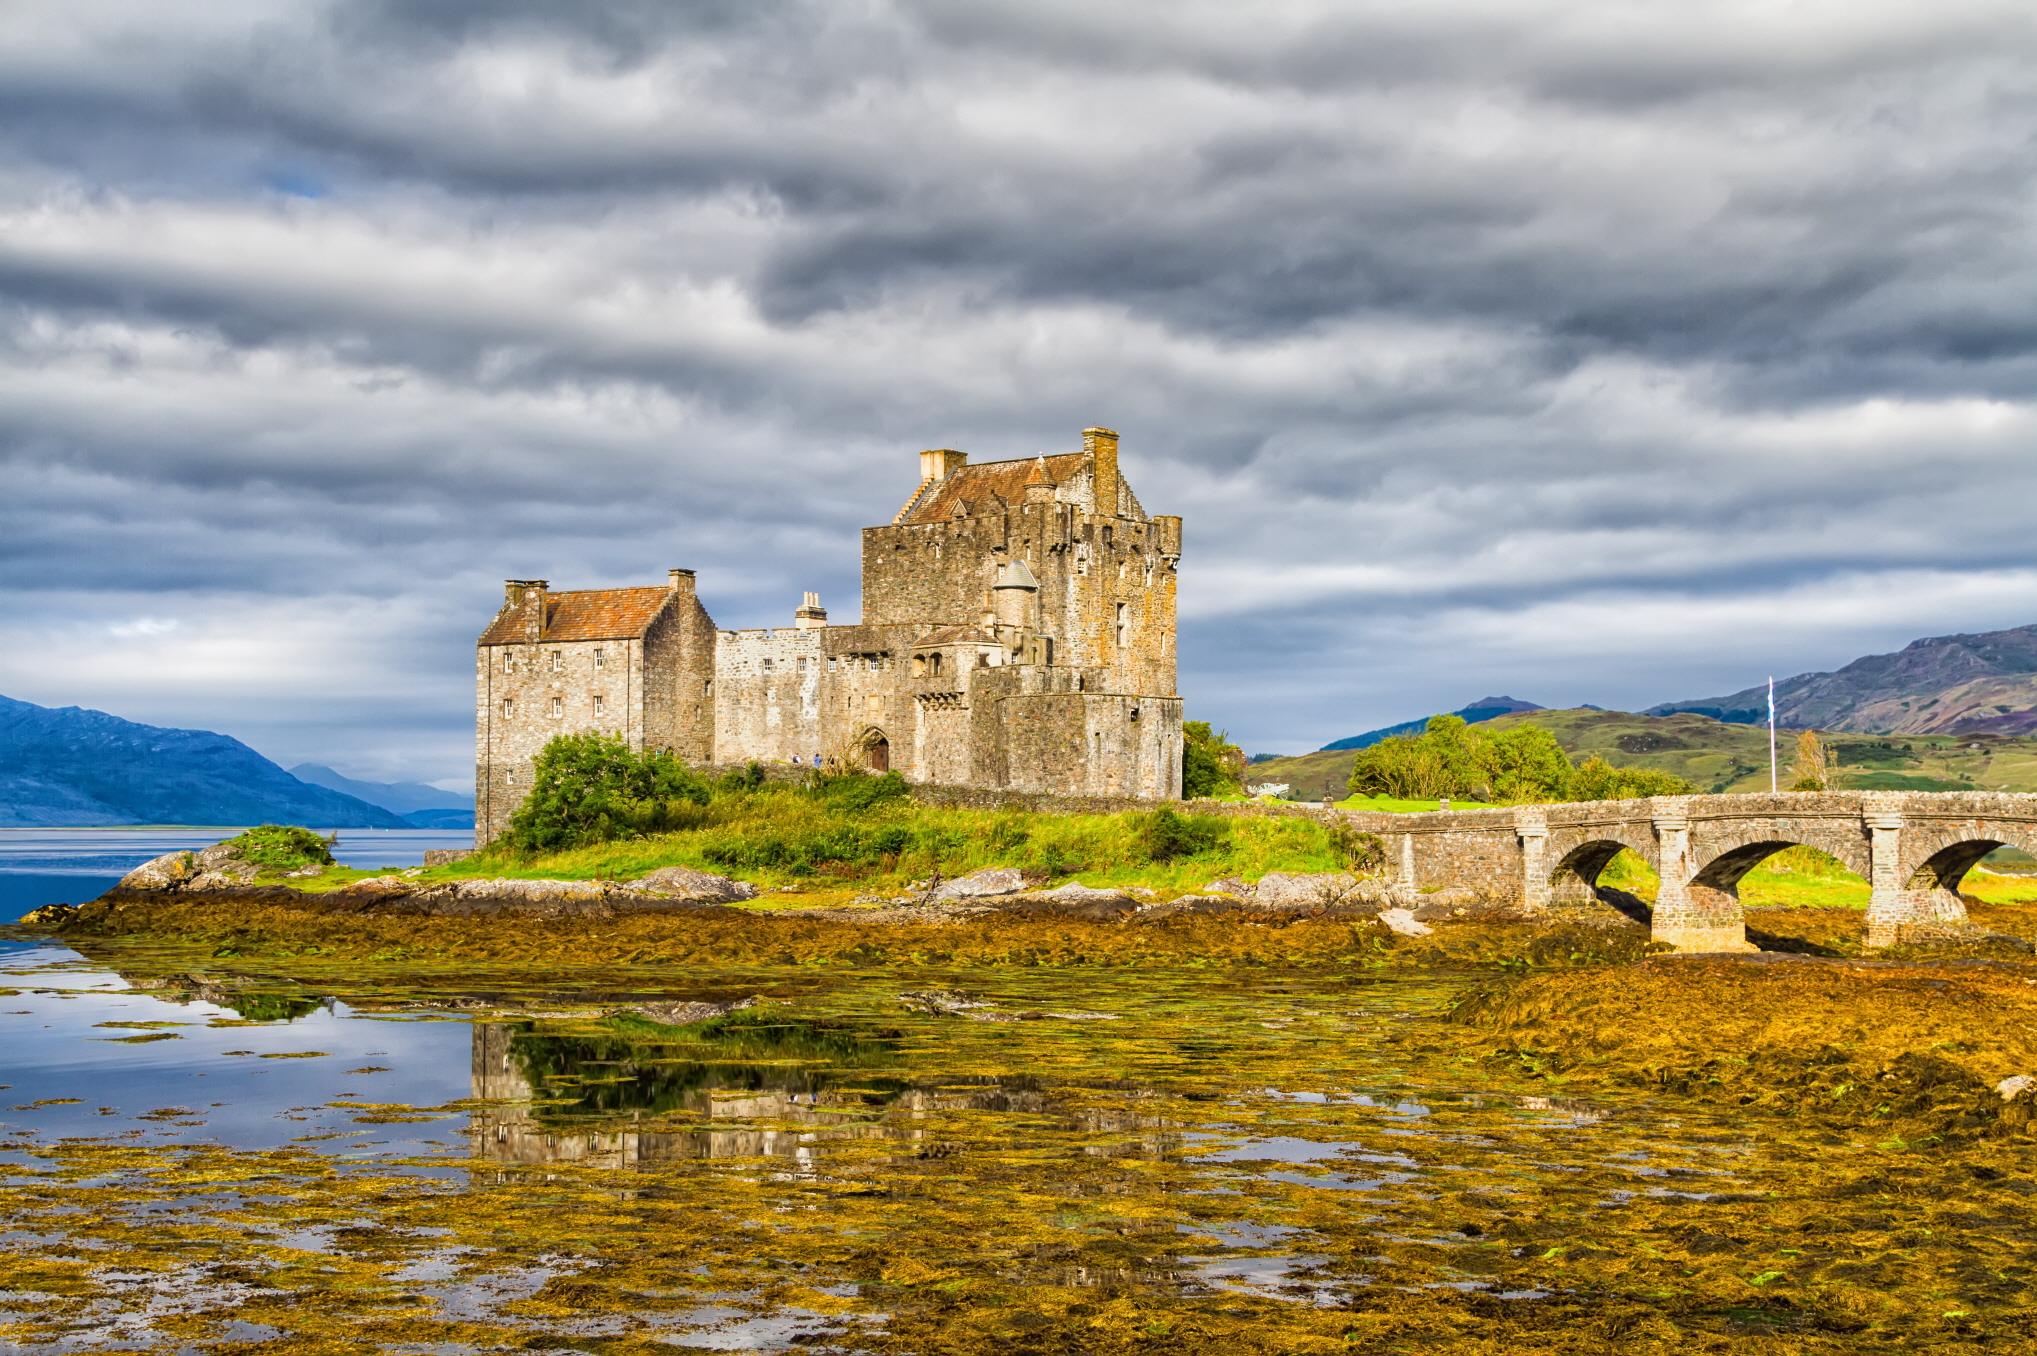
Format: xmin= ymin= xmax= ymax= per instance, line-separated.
xmin=712 ymin=627 xmax=825 ymax=765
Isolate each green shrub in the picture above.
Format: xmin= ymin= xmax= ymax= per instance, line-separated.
xmin=227 ymin=824 xmax=335 ymax=871
xmin=507 ymin=733 xmax=713 ymax=853
xmin=1329 ymin=822 xmax=1388 ymax=875
xmin=1349 ymin=715 xmax=1695 ymax=804
xmin=716 ymin=762 xmax=768 ymax=794
xmin=1183 ymin=721 xmax=1245 ymax=798
xmin=1138 ymin=807 xmax=1230 ymax=862
xmin=812 ymin=770 xmax=911 ymax=813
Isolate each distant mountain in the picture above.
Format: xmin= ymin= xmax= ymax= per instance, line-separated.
xmin=0 ymin=694 xmax=407 ymax=828
xmin=1320 ymin=696 xmax=1544 ymax=752
xmin=1650 ymin=623 xmax=2037 ymax=736
xmin=395 ymin=806 xmax=477 ymax=830
xmin=290 ymin=763 xmax=469 ymax=821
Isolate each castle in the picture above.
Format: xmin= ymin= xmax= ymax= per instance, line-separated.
xmin=474 ymin=427 xmax=1183 ymax=841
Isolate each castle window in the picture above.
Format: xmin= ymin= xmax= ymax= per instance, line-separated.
xmin=912 ymin=655 xmax=926 ymax=678
xmin=550 ymin=696 xmax=563 ymax=718
xmin=502 ymin=698 xmax=514 ymax=719
xmin=1115 ymin=602 xmax=1128 ymax=647
xmin=704 ymin=680 xmax=713 ymax=695
xmin=868 ymin=657 xmax=880 ymax=672
xmin=549 ymin=651 xmax=561 ymax=673
xmin=594 ymin=648 xmax=605 ymax=669
xmin=1103 ymin=525 xmax=1113 ymax=549
xmin=1130 ymin=706 xmax=1140 ymax=722
xmin=501 ymin=652 xmax=513 ymax=673
xmin=763 ymin=658 xmax=774 ymax=673
xmin=977 ymin=653 xmax=990 ymax=669
xmin=929 ymin=652 xmax=943 ymax=676
xmin=592 ymin=695 xmax=604 ymax=716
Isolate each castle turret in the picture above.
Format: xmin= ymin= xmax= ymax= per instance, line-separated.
xmin=991 ymin=557 xmax=1040 ymax=631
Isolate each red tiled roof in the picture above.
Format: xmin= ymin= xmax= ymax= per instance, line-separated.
xmin=900 ymin=452 xmax=1085 ymax=524
xmin=478 ymin=586 xmax=675 ymax=646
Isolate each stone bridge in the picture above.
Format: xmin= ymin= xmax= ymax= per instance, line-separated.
xmin=1341 ymin=791 xmax=2037 ymax=952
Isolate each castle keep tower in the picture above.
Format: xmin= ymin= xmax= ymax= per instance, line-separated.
xmin=475 ymin=426 xmax=1184 ymax=841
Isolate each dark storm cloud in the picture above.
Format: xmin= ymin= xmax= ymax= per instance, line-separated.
xmin=2 ymin=0 xmax=2036 ymax=774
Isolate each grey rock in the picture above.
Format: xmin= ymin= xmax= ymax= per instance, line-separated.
xmin=929 ymin=867 xmax=1027 ymax=900
xmin=1378 ymin=907 xmax=1433 ymax=937
xmin=118 ymin=850 xmax=199 ymax=892
xmin=1002 ymin=882 xmax=1140 ymax=919
xmin=1248 ymin=872 xmax=1359 ymax=909
xmin=1997 ymin=1074 xmax=2037 ymax=1102
xmin=628 ymin=866 xmax=758 ymax=904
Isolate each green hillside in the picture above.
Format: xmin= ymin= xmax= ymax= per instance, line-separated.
xmin=1249 ymin=708 xmax=2037 ymax=802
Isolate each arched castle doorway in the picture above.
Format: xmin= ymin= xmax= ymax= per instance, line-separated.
xmin=866 ymin=732 xmax=890 ymax=772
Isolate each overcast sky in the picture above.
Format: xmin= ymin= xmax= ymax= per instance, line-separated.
xmin=4 ymin=0 xmax=2036 ymax=785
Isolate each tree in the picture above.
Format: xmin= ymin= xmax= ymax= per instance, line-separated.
xmin=1476 ymin=725 xmax=1572 ymax=803
xmin=506 ymin=732 xmax=712 ymax=853
xmin=1790 ymin=729 xmax=1831 ymax=791
xmin=1567 ymin=756 xmax=1697 ymax=801
xmin=1182 ymin=721 xmax=1246 ymax=799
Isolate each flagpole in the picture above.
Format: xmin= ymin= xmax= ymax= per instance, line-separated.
xmin=1768 ymin=675 xmax=1777 ymax=794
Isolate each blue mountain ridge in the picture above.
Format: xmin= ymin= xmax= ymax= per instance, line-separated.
xmin=290 ymin=763 xmax=472 ymax=827
xmin=0 ymin=694 xmax=408 ymax=828
xmin=1318 ymin=696 xmax=1547 ymax=752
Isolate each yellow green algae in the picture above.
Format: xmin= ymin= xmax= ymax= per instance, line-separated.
xmin=6 ymin=899 xmax=2037 ymax=1351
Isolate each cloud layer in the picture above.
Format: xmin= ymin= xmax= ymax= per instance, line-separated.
xmin=4 ymin=0 xmax=2036 ymax=778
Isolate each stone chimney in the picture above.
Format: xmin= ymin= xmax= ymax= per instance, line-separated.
xmin=1083 ymin=426 xmax=1119 ymax=517
xmin=919 ymin=448 xmax=968 ymax=483
xmin=667 ymin=568 xmax=696 ymax=594
xmin=795 ymin=591 xmax=828 ymax=629
xmin=505 ymin=579 xmax=548 ymax=641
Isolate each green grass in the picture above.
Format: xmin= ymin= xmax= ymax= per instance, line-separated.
xmin=279 ymin=786 xmax=1359 ymax=898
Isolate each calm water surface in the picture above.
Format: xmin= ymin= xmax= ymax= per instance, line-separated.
xmin=0 ymin=827 xmax=476 ymax=923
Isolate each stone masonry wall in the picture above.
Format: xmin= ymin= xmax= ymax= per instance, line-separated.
xmin=713 ymin=627 xmax=825 ymax=767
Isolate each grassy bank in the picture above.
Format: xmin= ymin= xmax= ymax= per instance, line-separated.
xmin=270 ymin=783 xmax=1358 ymax=900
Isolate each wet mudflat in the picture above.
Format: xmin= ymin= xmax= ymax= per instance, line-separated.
xmin=6 ymin=921 xmax=2036 ymax=1353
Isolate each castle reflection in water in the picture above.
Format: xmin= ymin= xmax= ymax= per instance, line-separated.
xmin=466 ymin=1021 xmax=1180 ymax=1170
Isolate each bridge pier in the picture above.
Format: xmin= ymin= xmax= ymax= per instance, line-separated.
xmin=1516 ymin=816 xmax=1550 ymax=912
xmin=1650 ymin=807 xmax=1756 ymax=953
xmin=1863 ymin=808 xmax=1974 ymax=949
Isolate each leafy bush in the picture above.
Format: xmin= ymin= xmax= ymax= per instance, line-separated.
xmin=1566 ymin=757 xmax=1697 ymax=801
xmin=507 ymin=733 xmax=713 ymax=853
xmin=1182 ymin=721 xmax=1246 ymax=798
xmin=1138 ymin=807 xmax=1231 ymax=861
xmin=716 ymin=762 xmax=768 ymax=794
xmin=227 ymin=824 xmax=334 ymax=871
xmin=1349 ymin=715 xmax=1696 ymax=804
xmin=812 ymin=770 xmax=911 ymax=813
xmin=1328 ymin=822 xmax=1388 ymax=875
